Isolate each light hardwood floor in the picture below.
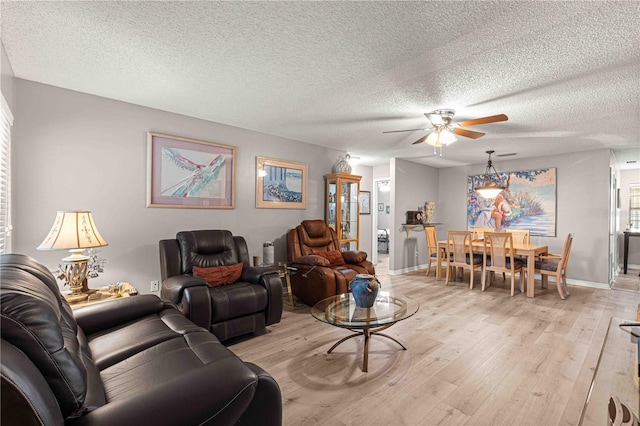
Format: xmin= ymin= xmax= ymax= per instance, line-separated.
xmin=229 ymin=263 xmax=640 ymax=425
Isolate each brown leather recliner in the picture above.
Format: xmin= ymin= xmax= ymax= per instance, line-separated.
xmin=286 ymin=219 xmax=375 ymax=306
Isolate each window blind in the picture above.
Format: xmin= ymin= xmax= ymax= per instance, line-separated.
xmin=0 ymin=94 xmax=14 ymax=254
xmin=630 ymin=184 xmax=640 ymax=229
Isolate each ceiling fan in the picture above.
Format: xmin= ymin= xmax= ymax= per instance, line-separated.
xmin=384 ymin=109 xmax=509 ymax=148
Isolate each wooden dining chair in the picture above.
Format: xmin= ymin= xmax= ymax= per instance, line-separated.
xmin=424 ymin=226 xmax=445 ymax=277
xmin=535 ymin=233 xmax=574 ymax=299
xmin=482 ymin=232 xmax=526 ymax=296
xmin=503 ymin=228 xmax=530 ymax=279
xmin=446 ymin=230 xmax=483 ymax=289
xmin=472 ymin=227 xmax=495 ymax=240
xmin=505 ymin=228 xmax=530 ymax=244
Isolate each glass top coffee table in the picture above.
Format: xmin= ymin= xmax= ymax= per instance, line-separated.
xmin=311 ymin=292 xmax=419 ymax=372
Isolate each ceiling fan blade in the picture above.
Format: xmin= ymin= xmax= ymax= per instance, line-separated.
xmin=454 ymin=127 xmax=485 ymax=139
xmin=412 ymin=134 xmax=429 ymax=145
xmin=425 ymin=113 xmax=444 ymax=126
xmin=383 ymin=128 xmax=427 ymax=134
xmin=457 ymin=114 xmax=508 ymax=127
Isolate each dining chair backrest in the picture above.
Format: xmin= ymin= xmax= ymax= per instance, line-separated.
xmin=559 ymin=233 xmax=575 ymax=272
xmin=483 ymin=232 xmax=515 ymax=269
xmin=534 ymin=232 xmax=575 ymax=300
xmin=506 ymin=228 xmax=530 ymax=244
xmin=425 ymin=226 xmax=438 ymax=256
xmin=448 ymin=230 xmax=473 ymax=265
xmin=472 ymin=227 xmax=495 ymax=240
xmin=482 ymin=232 xmax=526 ymax=296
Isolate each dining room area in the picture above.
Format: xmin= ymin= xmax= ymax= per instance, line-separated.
xmin=427 ymin=227 xmax=572 ymax=300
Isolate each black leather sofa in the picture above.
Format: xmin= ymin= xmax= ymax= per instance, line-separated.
xmin=0 ymin=254 xmax=282 ymax=425
xmin=160 ymin=230 xmax=283 ymax=342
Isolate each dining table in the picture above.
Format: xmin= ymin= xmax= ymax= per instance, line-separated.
xmin=436 ymin=239 xmax=548 ymax=298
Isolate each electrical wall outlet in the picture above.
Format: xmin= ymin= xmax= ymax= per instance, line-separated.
xmin=151 ymin=280 xmax=159 ymax=292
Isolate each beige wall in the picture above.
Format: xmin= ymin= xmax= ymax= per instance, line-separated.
xmin=1 ymin=42 xmax=16 ymax=110
xmin=436 ymin=149 xmax=612 ymax=285
xmin=12 ymin=79 xmax=376 ymax=293
xmin=9 ymin=75 xmax=619 ymax=290
xmin=390 ymin=157 xmax=439 ymax=272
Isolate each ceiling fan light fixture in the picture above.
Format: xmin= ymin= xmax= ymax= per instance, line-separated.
xmin=474 ymin=150 xmax=506 ymax=199
xmin=426 ymin=129 xmax=457 ymax=147
xmin=441 ymin=130 xmax=457 ymax=145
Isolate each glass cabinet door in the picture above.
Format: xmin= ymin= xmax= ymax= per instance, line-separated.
xmin=327 ymin=182 xmax=337 ymax=232
xmin=325 ymin=173 xmax=361 ymax=250
xmin=340 ymin=181 xmax=358 ymax=240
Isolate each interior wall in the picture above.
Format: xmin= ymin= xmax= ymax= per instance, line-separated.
xmin=619 ymin=168 xmax=640 ymax=267
xmin=377 ymin=183 xmax=391 ymax=230
xmin=373 ymin=164 xmax=389 ymax=180
xmin=390 ymin=158 xmax=439 ymax=273
xmin=350 ymin=163 xmax=373 ymax=256
xmin=437 ymin=149 xmax=612 ymax=285
xmin=9 ymin=77 xmax=618 ymax=288
xmin=1 ymin=42 xmax=16 ymax=254
xmin=12 ymin=79 xmax=347 ymax=293
xmin=1 ymin=42 xmax=16 ymax=110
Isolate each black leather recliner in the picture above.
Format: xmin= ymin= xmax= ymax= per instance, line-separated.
xmin=0 ymin=253 xmax=282 ymax=425
xmin=159 ymin=230 xmax=283 ymax=342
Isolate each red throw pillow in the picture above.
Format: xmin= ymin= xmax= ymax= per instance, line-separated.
xmin=314 ymin=250 xmax=346 ymax=266
xmin=193 ymin=263 xmax=243 ymax=287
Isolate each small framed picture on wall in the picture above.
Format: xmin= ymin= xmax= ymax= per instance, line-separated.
xmin=386 ymin=205 xmax=390 ymax=214
xmin=359 ymin=191 xmax=370 ymax=214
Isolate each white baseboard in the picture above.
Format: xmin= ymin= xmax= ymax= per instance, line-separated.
xmin=565 ymin=278 xmax=610 ymax=290
xmin=388 ymin=264 xmax=611 ymax=290
xmin=388 ymin=263 xmax=429 ymax=275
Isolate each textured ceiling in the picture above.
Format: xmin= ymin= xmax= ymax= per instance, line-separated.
xmin=1 ymin=1 xmax=639 ymax=169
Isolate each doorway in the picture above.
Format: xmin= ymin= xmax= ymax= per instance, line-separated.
xmin=372 ymin=178 xmax=391 ymax=269
xmin=609 ymin=168 xmax=618 ymax=285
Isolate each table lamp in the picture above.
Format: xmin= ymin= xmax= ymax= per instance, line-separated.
xmin=37 ymin=211 xmax=108 ymax=303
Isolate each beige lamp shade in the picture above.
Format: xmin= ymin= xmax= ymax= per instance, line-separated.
xmin=37 ymin=211 xmax=108 ymax=254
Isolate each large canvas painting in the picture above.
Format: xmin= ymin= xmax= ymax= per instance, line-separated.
xmin=147 ymin=132 xmax=235 ymax=208
xmin=467 ymin=168 xmax=556 ymax=236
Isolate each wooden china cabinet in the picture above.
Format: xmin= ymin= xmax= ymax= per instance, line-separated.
xmin=324 ymin=173 xmax=361 ymax=250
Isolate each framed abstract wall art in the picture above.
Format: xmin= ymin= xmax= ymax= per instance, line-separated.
xmin=359 ymin=191 xmax=371 ymax=214
xmin=147 ymin=132 xmax=236 ymax=209
xmin=256 ymin=156 xmax=307 ymax=209
xmin=467 ymin=167 xmax=556 ymax=236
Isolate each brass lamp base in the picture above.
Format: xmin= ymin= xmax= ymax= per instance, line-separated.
xmin=65 ymin=292 xmax=89 ymax=304
xmin=62 ymin=252 xmax=90 ymax=304
xmin=80 ymin=278 xmax=99 ymax=295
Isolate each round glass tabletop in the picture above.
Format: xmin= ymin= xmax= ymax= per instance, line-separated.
xmin=311 ymin=292 xmax=419 ymax=329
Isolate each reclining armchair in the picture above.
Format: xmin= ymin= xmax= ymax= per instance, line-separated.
xmin=1 ymin=254 xmax=282 ymax=425
xmin=286 ymin=220 xmax=375 ymax=306
xmin=160 ymin=230 xmax=283 ymax=342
